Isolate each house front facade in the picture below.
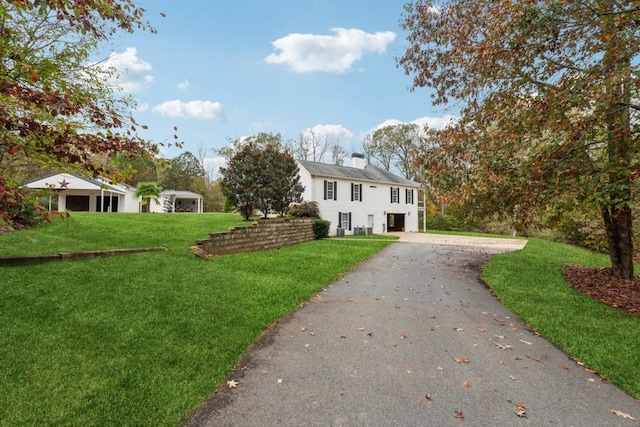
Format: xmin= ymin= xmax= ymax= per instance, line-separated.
xmin=297 ymin=154 xmax=420 ymax=235
xmin=24 ymin=173 xmax=203 ymax=213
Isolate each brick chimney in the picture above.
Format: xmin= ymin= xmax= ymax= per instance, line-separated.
xmin=351 ymin=153 xmax=365 ymax=169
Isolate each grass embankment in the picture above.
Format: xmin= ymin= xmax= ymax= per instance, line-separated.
xmin=483 ymin=238 xmax=640 ymax=398
xmin=0 ymin=213 xmax=394 ymax=426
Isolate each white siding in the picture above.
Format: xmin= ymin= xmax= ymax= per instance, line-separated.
xmin=298 ymin=167 xmax=419 ymax=235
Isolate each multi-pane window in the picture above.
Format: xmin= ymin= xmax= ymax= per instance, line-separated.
xmin=327 ymin=181 xmax=335 ymax=200
xmin=351 ymin=183 xmax=362 ymax=202
xmin=341 ymin=212 xmax=350 ymax=229
xmin=391 ymin=187 xmax=399 ymax=203
xmin=406 ymin=189 xmax=414 ymax=204
xmin=338 ymin=211 xmax=351 ymax=231
xmin=324 ymin=180 xmax=337 ymax=200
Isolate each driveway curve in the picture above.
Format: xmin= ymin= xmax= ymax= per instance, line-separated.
xmin=184 ymin=234 xmax=639 ymax=427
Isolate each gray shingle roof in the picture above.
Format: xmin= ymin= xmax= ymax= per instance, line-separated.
xmin=298 ymin=160 xmax=420 ymax=187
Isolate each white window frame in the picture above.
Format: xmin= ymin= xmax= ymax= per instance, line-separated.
xmin=341 ymin=212 xmax=350 ymax=229
xmin=406 ymin=189 xmax=413 ymax=204
xmin=327 ymin=181 xmax=335 ymax=200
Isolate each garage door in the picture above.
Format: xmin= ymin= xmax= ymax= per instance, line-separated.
xmin=66 ymin=195 xmax=90 ymax=211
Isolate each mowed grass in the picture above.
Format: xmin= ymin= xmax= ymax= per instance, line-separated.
xmin=0 ymin=213 xmax=394 ymax=426
xmin=483 ymin=238 xmax=640 ymax=398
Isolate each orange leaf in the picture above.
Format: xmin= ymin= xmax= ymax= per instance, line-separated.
xmin=454 ymin=410 xmax=465 ymax=421
xmin=610 ymin=408 xmax=636 ymax=420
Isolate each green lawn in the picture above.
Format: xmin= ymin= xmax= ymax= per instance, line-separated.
xmin=0 ymin=213 xmax=394 ymax=426
xmin=2 ymin=218 xmax=638 ymax=425
xmin=483 ymin=238 xmax=640 ymax=398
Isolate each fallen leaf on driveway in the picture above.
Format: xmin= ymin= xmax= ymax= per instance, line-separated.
xmin=453 ymin=327 xmax=463 ymax=331
xmin=515 ymin=402 xmax=527 ymax=418
xmin=454 ymin=410 xmax=465 ymax=421
xmin=527 ymin=355 xmax=541 ymax=362
xmin=519 ymin=339 xmax=532 ymax=345
xmin=398 ymin=331 xmax=407 ymax=339
xmin=495 ymin=343 xmax=513 ymax=350
xmin=461 ymin=381 xmax=470 ymax=387
xmin=478 ymin=328 xmax=489 ymax=332
xmin=357 ymin=327 xmax=365 ymax=331
xmin=610 ymin=408 xmax=636 ymax=420
xmin=227 ymin=380 xmax=239 ymax=388
xmin=559 ymin=365 xmax=570 ymax=370
xmin=454 ymin=357 xmax=470 ymax=364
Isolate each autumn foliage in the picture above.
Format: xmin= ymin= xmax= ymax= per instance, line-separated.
xmin=0 ymin=1 xmax=164 ymax=225
xmin=398 ymin=1 xmax=640 ymax=279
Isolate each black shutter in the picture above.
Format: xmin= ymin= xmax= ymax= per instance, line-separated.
xmin=348 ymin=212 xmax=352 ymax=231
xmin=359 ymin=184 xmax=363 ymax=202
xmin=411 ymin=189 xmax=414 ymax=204
xmin=324 ymin=180 xmax=328 ymax=200
xmin=390 ymin=187 xmax=393 ymax=203
xmin=334 ymin=181 xmax=338 ymax=200
xmin=405 ymin=189 xmax=409 ymax=204
xmin=351 ymin=183 xmax=354 ymax=201
xmin=338 ymin=212 xmax=342 ymax=228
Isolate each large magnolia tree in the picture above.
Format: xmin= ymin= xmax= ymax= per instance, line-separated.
xmin=220 ymin=133 xmax=303 ymax=220
xmin=398 ymin=0 xmax=640 ymax=279
xmin=0 ymin=0 xmax=168 ymax=224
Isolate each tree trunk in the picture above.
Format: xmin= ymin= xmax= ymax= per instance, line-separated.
xmin=601 ymin=204 xmax=634 ymax=279
xmin=601 ymin=9 xmax=634 ymax=280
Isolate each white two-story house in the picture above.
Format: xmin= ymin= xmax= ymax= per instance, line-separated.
xmin=297 ymin=154 xmax=420 ymax=235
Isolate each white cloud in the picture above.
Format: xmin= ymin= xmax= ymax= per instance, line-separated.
xmin=151 ymin=100 xmax=224 ymax=120
xmin=265 ymin=27 xmax=396 ymax=73
xmin=177 ymin=80 xmax=189 ymax=90
xmin=303 ymin=124 xmax=354 ymax=142
xmin=135 ymin=102 xmax=149 ymax=113
xmin=202 ymin=156 xmax=227 ymax=179
xmin=412 ymin=115 xmax=458 ymax=131
xmin=99 ymin=47 xmax=153 ymax=92
xmin=370 ymin=115 xmax=458 ymax=136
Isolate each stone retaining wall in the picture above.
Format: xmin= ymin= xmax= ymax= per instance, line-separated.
xmin=191 ymin=218 xmax=315 ymax=258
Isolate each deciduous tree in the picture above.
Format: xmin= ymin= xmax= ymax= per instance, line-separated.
xmin=220 ymin=133 xmax=303 ymax=220
xmin=0 ymin=1 xmax=169 ymax=225
xmin=161 ymin=151 xmax=206 ymax=191
xmin=398 ymin=0 xmax=640 ymax=279
xmin=370 ymin=123 xmax=421 ymax=179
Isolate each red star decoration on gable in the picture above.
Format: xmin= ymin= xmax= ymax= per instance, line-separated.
xmin=58 ymin=179 xmax=70 ymax=189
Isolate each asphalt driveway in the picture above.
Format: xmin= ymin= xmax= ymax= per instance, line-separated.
xmin=184 ymin=234 xmax=639 ymax=426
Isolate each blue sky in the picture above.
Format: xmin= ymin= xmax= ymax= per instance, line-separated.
xmin=100 ymin=0 xmax=456 ymax=176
